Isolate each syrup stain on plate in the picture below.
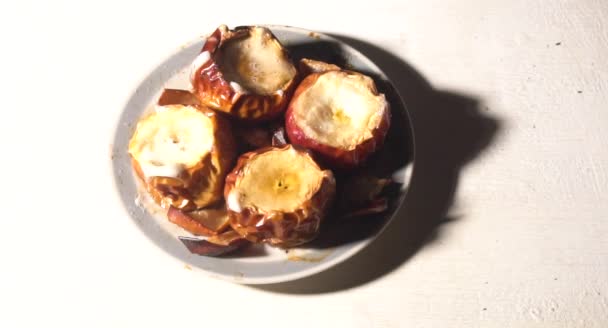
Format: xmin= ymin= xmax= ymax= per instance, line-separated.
xmin=286 ymin=249 xmax=332 ymax=263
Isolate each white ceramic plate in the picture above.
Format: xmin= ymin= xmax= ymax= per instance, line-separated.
xmin=112 ymin=25 xmax=414 ymax=284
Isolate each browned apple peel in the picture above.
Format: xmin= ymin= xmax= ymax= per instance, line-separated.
xmin=178 ymin=230 xmax=249 ymax=257
xmin=191 ymin=25 xmax=297 ymax=121
xmin=167 ymin=206 xmax=230 ymax=236
xmin=224 ymin=145 xmax=336 ymax=248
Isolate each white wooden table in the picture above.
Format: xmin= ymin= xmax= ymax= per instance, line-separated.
xmin=1 ymin=0 xmax=607 ymax=327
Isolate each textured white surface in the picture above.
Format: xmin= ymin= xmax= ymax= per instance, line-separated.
xmin=1 ymin=0 xmax=607 ymax=327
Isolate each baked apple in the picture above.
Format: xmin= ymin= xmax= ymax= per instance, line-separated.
xmin=191 ymin=25 xmax=297 ymax=121
xmin=128 ymin=104 xmax=236 ymax=210
xmin=224 ymin=145 xmax=335 ymax=247
xmin=285 ymin=70 xmax=390 ymax=168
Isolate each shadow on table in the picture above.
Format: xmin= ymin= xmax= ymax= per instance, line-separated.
xmin=253 ymin=35 xmax=501 ymax=294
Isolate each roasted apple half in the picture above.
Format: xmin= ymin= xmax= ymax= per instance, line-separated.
xmin=128 ymin=104 xmax=236 ymax=210
xmin=224 ymin=145 xmax=335 ymax=247
xmin=191 ymin=25 xmax=297 ymax=121
xmin=285 ymin=70 xmax=390 ymax=168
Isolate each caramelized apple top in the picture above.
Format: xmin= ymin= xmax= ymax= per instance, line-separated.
xmin=290 ymin=70 xmax=388 ymax=150
xmin=216 ymin=27 xmax=297 ymax=95
xmin=128 ymin=105 xmax=215 ymax=179
xmin=227 ymin=146 xmax=325 ymax=212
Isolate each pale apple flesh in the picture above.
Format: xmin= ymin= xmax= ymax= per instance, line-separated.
xmin=286 ymin=70 xmax=391 ymax=168
xmin=216 ymin=26 xmax=296 ymax=95
xmin=224 ymin=145 xmax=336 ymax=247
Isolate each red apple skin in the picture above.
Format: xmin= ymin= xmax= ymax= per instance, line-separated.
xmin=191 ymin=25 xmax=297 ymax=122
xmin=285 ymin=71 xmax=391 ymax=169
xmin=223 ymin=146 xmax=336 ymax=248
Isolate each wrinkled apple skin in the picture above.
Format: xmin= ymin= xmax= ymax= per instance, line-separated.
xmin=224 ymin=146 xmax=336 ymax=248
xmin=132 ymin=105 xmax=237 ymax=211
xmin=191 ymin=25 xmax=297 ymax=121
xmin=285 ymin=71 xmax=391 ymax=169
